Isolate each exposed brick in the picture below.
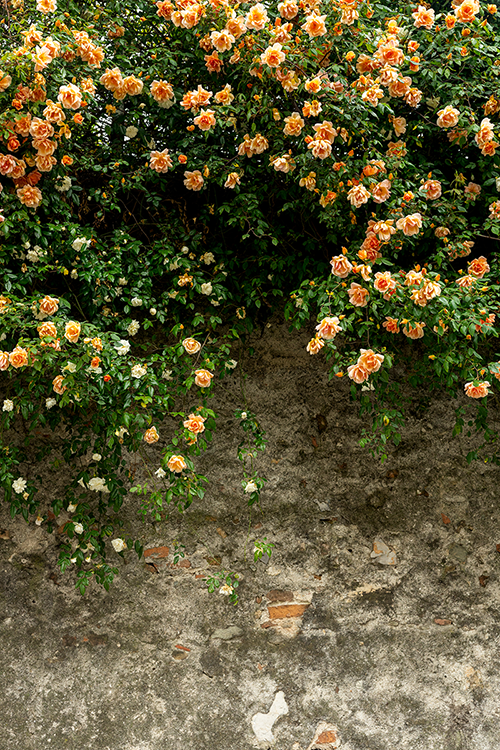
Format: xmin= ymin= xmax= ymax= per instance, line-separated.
xmin=317 ymin=730 xmax=339 ymax=743
xmin=144 ymin=546 xmax=169 ymax=558
xmin=175 ymin=644 xmax=191 ymax=652
xmin=268 ymin=604 xmax=309 ymax=619
xmin=266 ymin=589 xmax=293 ymax=602
xmin=173 ymin=558 xmax=191 ymax=568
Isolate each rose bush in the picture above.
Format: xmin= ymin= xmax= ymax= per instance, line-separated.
xmin=1 ymin=0 xmax=500 ymax=591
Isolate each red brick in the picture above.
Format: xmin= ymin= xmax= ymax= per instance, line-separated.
xmin=268 ymin=604 xmax=309 ymax=619
xmin=144 ymin=546 xmax=169 ymax=558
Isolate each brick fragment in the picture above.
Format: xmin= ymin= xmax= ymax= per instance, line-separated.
xmin=268 ymin=604 xmax=309 ymax=619
xmin=144 ymin=546 xmax=169 ymax=558
xmin=266 ymin=589 xmax=293 ymax=602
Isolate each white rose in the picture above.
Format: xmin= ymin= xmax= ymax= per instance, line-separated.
xmin=131 ymin=364 xmax=147 ymax=378
xmin=111 ymin=538 xmax=127 ymax=552
xmin=72 ymin=237 xmax=90 ymax=252
xmin=46 ymin=397 xmax=57 ymax=409
xmin=131 ymin=297 xmax=143 ymax=307
xmin=71 ymin=269 xmax=78 ymax=279
xmin=12 ymin=477 xmax=27 ymax=494
xmin=181 ymin=246 xmax=189 ymax=254
xmin=149 ymin=308 xmax=156 ymax=315
xmin=63 ymin=362 xmax=77 ymax=373
xmin=2 ymin=399 xmax=14 ymax=412
xmin=119 ymin=277 xmax=128 ymax=285
xmin=155 ymin=467 xmax=166 ymax=478
xmin=27 ymin=250 xmax=39 ymax=262
xmin=169 ymin=260 xmax=180 ymax=271
xmin=35 ymin=515 xmax=43 ymax=526
xmin=125 ymin=126 xmax=138 ymax=138
xmin=115 ymin=339 xmax=131 ymax=355
xmin=92 ymin=453 xmax=102 ymax=461
xmin=67 ymin=503 xmax=77 ymax=512
xmin=73 ymin=523 xmax=84 ymax=534
xmin=225 ymin=359 xmax=237 ymax=369
xmin=88 ymin=477 xmax=109 ymax=493
xmin=127 ymin=320 xmax=140 ymax=336
xmin=219 ymin=584 xmax=233 ymax=596
xmin=244 ymin=481 xmax=258 ymax=494
xmin=162 ymin=369 xmax=173 ymax=380
xmin=56 ymin=176 xmax=72 ymax=192
xmin=200 ymin=282 xmax=213 ymax=295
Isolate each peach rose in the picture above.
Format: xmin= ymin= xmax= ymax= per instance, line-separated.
xmin=383 ymin=317 xmax=400 ymax=333
xmin=182 ymin=337 xmax=201 ymax=354
xmin=214 ymin=84 xmax=234 ymax=106
xmin=123 ymin=76 xmax=143 ymax=96
xmin=38 ymin=322 xmax=57 ymax=338
xmin=224 ymin=172 xmax=240 ymax=188
xmin=307 ymin=139 xmax=332 ymax=160
xmin=306 ymin=336 xmax=325 ymax=355
xmin=0 ymin=351 xmax=9 ymax=370
xmin=17 ymin=185 xmax=42 ymax=208
xmin=358 ymin=349 xmax=384 ymax=373
xmin=330 ymin=255 xmax=353 ymax=278
xmin=456 ymin=0 xmax=480 ymax=22
xmin=225 ymin=16 xmax=247 ymax=39
xmin=370 ymin=220 xmax=396 ymax=241
xmin=359 ymin=233 xmax=381 ymax=261
xmin=302 ymin=12 xmax=327 ymax=37
xmin=245 ymin=3 xmax=269 ymax=30
xmin=283 ymin=112 xmax=305 ymax=136
xmin=33 ymin=137 xmax=57 ymax=156
xmin=150 ymin=80 xmax=175 ymax=107
xmin=316 ymin=317 xmax=342 ymax=340
xmin=52 ymin=375 xmax=66 ymax=395
xmin=456 ymin=274 xmax=475 ymax=288
xmin=437 ymin=105 xmax=460 ymax=128
xmin=313 ymin=121 xmax=337 ymax=143
xmin=167 ymin=454 xmax=187 ymax=473
xmin=402 ymin=321 xmax=425 ymax=339
xmin=419 ymin=179 xmax=442 ymax=200
xmin=373 ymin=271 xmax=396 ymax=294
xmin=193 ymin=109 xmax=216 ymax=131
xmin=412 ymin=5 xmax=435 ymax=28
xmin=423 ymin=280 xmax=441 ymax=300
xmin=278 ymin=0 xmax=299 ymax=18
xmin=39 ymin=295 xmax=59 ymax=317
xmin=9 ymin=346 xmax=28 ymax=368
xmin=0 ymin=71 xmax=12 ymax=93
xmin=43 ymin=100 xmax=65 ymax=124
xmin=210 ymin=30 xmax=235 ymax=53
xmin=184 ymin=170 xmax=204 ymax=191
xmin=150 ymin=148 xmax=173 ymax=172
xmin=405 ymin=270 xmax=424 ymax=286
xmin=35 ymin=155 xmax=57 ymax=172
xmin=183 ymin=413 xmax=206 ymax=434
xmin=261 ymin=43 xmax=286 ymax=68
xmin=348 ymin=282 xmax=370 ymax=307
xmin=29 ymin=117 xmax=54 ymax=140
xmin=144 ymin=426 xmax=160 ymax=444
xmin=65 ymin=321 xmax=81 ymax=343
xmin=468 ymin=256 xmax=490 ymax=278
xmin=371 ymin=179 xmax=391 ymax=203
xmin=464 ymin=381 xmax=490 ymax=399
xmin=347 ymin=363 xmax=369 ymax=384
xmin=58 ymin=83 xmax=82 ymax=109
xmin=194 ymin=369 xmax=213 ymax=387
xmin=396 ymin=213 xmax=422 ymax=236
xmin=100 ymin=68 xmax=123 ymax=92
xmin=392 ymin=117 xmax=407 ymax=136
xmin=347 ymin=184 xmax=371 ymax=208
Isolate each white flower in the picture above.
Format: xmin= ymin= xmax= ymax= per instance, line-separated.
xmin=24 ymin=241 xmax=30 ymax=249
xmin=0 ymin=333 xmax=6 ymax=341
xmin=74 ymin=523 xmax=84 ymax=534
xmin=200 ymin=282 xmax=213 ymax=295
xmin=92 ymin=453 xmax=102 ymax=461
xmin=131 ymin=364 xmax=147 ymax=378
xmin=67 ymin=503 xmax=77 ymax=512
xmin=115 ymin=426 xmax=129 ymax=440
xmin=496 ymin=177 xmax=500 ymax=192
xmin=71 ymin=269 xmax=78 ymax=279
xmin=70 ymin=557 xmax=77 ymax=563
xmin=35 ymin=515 xmax=43 ymax=526
xmin=12 ymin=478 xmax=27 ymax=494
xmin=181 ymin=246 xmax=189 ymax=254
xmin=131 ymin=297 xmax=143 ymax=307
xmin=46 ymin=397 xmax=57 ymax=409
xmin=63 ymin=361 xmax=77 ymax=373
xmin=169 ymin=260 xmax=180 ymax=271
xmin=226 ymin=359 xmax=237 ymax=369
xmin=149 ymin=307 xmax=156 ymax=315
xmin=115 ymin=339 xmax=131 ymax=355
xmin=127 ymin=320 xmax=140 ymax=336
xmin=155 ymin=467 xmax=166 ymax=479
xmin=111 ymin=538 xmax=127 ymax=552
xmin=56 ymin=176 xmax=72 ymax=192
xmin=219 ymin=584 xmax=233 ymax=596
xmin=125 ymin=125 xmax=138 ymax=138
xmin=78 ymin=477 xmax=86 ymax=488
xmin=27 ymin=249 xmax=39 ymax=262
xmin=88 ymin=477 xmax=109 ymax=493
xmin=72 ymin=237 xmax=91 ymax=252
xmin=87 ymin=366 xmax=102 ymax=375
xmin=2 ymin=399 xmax=14 ymax=412
xmin=119 ymin=277 xmax=128 ymax=285
xmin=240 ymin=412 xmax=247 ymax=419
xmin=162 ymin=369 xmax=173 ymax=380
xmin=244 ymin=481 xmax=258 ymax=494
xmin=200 ymin=252 xmax=215 ymax=265
xmin=211 ymin=300 xmax=220 ymax=307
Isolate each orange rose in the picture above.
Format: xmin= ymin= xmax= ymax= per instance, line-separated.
xmin=90 ymin=357 xmax=100 ymax=368
xmin=245 ymin=3 xmax=269 ymax=30
xmin=261 ymin=43 xmax=286 ymax=68
xmin=57 ymin=83 xmax=82 ymax=110
xmin=9 ymin=346 xmax=28 ymax=368
xmin=123 ymin=76 xmax=143 ymax=96
xmin=437 ymin=105 xmax=460 ymax=128
xmin=307 ymin=139 xmax=332 ymax=160
xmin=283 ymin=112 xmax=305 ymax=137
xmin=52 ymin=375 xmax=66 ymax=395
xmin=302 ymin=12 xmax=327 ymax=37
xmin=224 ymin=172 xmax=240 ymax=188
xmin=193 ymin=109 xmax=216 ymax=131
xmin=403 ymin=321 xmax=425 ymax=339
xmin=468 ymin=256 xmax=490 ymax=278
xmin=316 ymin=317 xmax=342 ymax=340
xmin=373 ymin=271 xmax=396 ymax=294
xmin=278 ymin=0 xmax=299 ymax=19
xmin=348 ymin=282 xmax=370 ymax=307
xmin=144 ymin=426 xmax=160 ymax=444
xmin=420 ymin=179 xmax=442 ymax=200
xmin=65 ymin=321 xmax=81 ymax=343
xmin=456 ymin=274 xmax=475 ymax=288
xmin=306 ymin=336 xmax=325 ymax=355
xmin=371 ymin=179 xmax=391 ymax=203
xmin=39 ymin=295 xmax=59 ymax=317
xmin=412 ymin=5 xmax=435 ymax=28
xmin=29 ymin=117 xmax=54 ymax=140
xmin=167 ymin=454 xmax=187 ymax=473
xmin=183 ymin=413 xmax=206 ymax=434
xmin=396 ymin=213 xmax=422 ymax=236
xmin=330 ymin=255 xmax=353 ymax=278
xmin=150 ymin=80 xmax=175 ymax=107
xmin=91 ymin=338 xmax=103 ymax=351
xmin=0 ymin=351 xmax=10 ymax=370
xmin=214 ymin=84 xmax=234 ymax=106
xmin=347 ymin=363 xmax=369 ymax=384
xmin=194 ymin=369 xmax=213 ymax=387
xmin=358 ymin=349 xmax=384 ymax=373
xmin=383 ymin=317 xmax=400 ymax=333
xmin=456 ymin=0 xmax=480 ymax=22
xmin=38 ymin=322 xmax=57 ymax=338
xmin=464 ymin=381 xmax=490 ymax=398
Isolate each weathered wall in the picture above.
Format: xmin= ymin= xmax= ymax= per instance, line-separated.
xmin=1 ymin=316 xmax=500 ymax=750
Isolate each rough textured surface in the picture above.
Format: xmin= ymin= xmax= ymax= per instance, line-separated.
xmin=2 ymin=317 xmax=500 ymax=749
